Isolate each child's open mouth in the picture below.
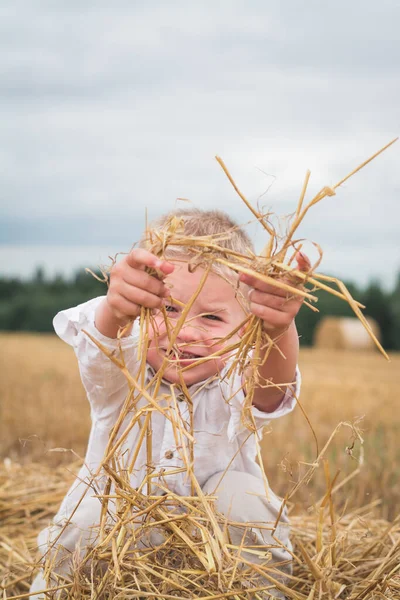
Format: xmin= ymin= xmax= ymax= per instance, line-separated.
xmin=165 ymin=349 xmax=202 ymax=361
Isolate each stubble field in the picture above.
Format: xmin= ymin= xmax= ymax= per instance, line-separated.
xmin=1 ymin=333 xmax=400 ymax=598
xmin=1 ymin=332 xmax=399 ymax=519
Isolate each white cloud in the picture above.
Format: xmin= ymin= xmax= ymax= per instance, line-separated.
xmin=0 ymin=0 xmax=399 ymax=288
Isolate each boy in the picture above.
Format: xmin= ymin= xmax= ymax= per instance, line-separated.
xmin=30 ymin=208 xmax=306 ymax=598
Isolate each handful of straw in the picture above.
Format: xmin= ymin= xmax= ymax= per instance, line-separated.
xmin=12 ymin=139 xmax=400 ymax=599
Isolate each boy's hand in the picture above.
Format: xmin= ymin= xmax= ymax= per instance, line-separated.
xmin=239 ymin=252 xmax=311 ymax=337
xmin=95 ymin=249 xmax=174 ymax=337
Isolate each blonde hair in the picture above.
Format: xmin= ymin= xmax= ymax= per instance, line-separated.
xmin=141 ymin=208 xmax=253 ymax=305
xmin=140 ymin=208 xmax=254 ymax=305
xmin=142 ymin=207 xmax=254 ymax=256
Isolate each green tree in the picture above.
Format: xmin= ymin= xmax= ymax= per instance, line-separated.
xmin=0 ymin=269 xmax=106 ymax=332
xmin=361 ymin=281 xmax=395 ymax=349
xmin=389 ymin=272 xmax=400 ymax=350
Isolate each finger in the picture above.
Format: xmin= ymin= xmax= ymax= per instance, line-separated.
xmin=248 ymin=290 xmax=287 ymax=311
xmin=249 ymin=302 xmax=293 ymax=329
xmin=121 ymin=268 xmax=169 ymax=298
xmin=240 ymin=273 xmax=288 ymax=297
xmin=295 ymin=251 xmax=311 ymax=273
xmin=126 ymin=248 xmax=175 ymax=275
xmin=107 ymin=289 xmax=162 ymax=321
xmin=117 ymin=281 xmax=165 ymax=310
xmin=106 ymin=293 xmax=141 ymax=321
xmin=249 ymin=289 xmax=303 ymax=313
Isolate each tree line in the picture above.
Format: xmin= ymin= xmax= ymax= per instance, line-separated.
xmin=1 ymin=267 xmax=400 ymax=349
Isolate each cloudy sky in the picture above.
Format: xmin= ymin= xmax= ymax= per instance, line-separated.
xmin=1 ymin=1 xmax=399 ymax=288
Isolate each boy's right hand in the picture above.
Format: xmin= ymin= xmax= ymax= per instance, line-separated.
xmin=95 ymin=249 xmax=174 ymax=338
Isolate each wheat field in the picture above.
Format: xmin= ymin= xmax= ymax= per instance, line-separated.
xmin=1 ymin=332 xmax=399 ymax=519
xmin=1 ymin=333 xmax=400 ymax=598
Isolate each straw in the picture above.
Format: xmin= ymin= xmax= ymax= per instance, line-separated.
xmin=1 ymin=139 xmax=399 ymax=599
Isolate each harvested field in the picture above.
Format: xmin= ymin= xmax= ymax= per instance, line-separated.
xmin=1 ymin=333 xmax=399 ymax=517
xmin=1 ymin=333 xmax=399 ymax=598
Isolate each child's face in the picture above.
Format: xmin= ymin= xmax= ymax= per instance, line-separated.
xmin=146 ymin=262 xmax=247 ymax=386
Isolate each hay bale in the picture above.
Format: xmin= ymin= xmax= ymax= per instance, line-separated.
xmin=314 ymin=316 xmax=381 ymax=351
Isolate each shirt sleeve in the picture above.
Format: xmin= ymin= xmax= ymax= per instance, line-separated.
xmin=225 ymin=366 xmax=301 ymax=442
xmin=53 ymin=296 xmax=140 ymax=427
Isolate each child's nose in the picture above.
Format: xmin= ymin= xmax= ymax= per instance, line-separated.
xmin=175 ymin=323 xmax=202 ymax=343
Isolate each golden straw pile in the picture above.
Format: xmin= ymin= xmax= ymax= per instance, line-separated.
xmin=1 ymin=140 xmax=400 ymax=599
xmin=1 ymin=455 xmax=400 ymax=599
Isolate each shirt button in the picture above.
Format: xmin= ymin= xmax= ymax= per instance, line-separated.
xmin=164 ymin=450 xmax=174 ymax=459
xmin=177 ymin=394 xmax=185 ymax=402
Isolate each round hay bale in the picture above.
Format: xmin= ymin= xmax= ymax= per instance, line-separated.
xmin=313 ymin=316 xmax=381 ymax=351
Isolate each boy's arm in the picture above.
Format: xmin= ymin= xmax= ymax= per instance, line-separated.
xmin=239 ymin=252 xmax=309 ymax=413
xmin=53 ymin=296 xmax=140 ymax=422
xmin=251 ymin=321 xmax=299 ymax=412
xmin=55 ymin=248 xmax=174 ymax=422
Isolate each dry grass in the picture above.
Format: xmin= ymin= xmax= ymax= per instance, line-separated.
xmin=1 ymin=141 xmax=399 ymax=598
xmin=1 ymin=333 xmax=399 ymax=519
xmin=1 ymin=335 xmax=400 ymax=598
xmin=0 ymin=333 xmax=89 ymax=464
xmin=2 ymin=457 xmax=400 ymax=600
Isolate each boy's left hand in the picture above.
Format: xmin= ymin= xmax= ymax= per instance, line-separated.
xmin=239 ymin=252 xmax=311 ymax=337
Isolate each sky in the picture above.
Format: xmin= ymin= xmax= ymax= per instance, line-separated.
xmin=0 ymin=1 xmax=399 ymax=289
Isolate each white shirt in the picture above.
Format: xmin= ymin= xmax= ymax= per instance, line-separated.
xmin=53 ymin=297 xmax=300 ymax=517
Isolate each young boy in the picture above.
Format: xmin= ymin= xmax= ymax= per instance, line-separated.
xmin=30 ymin=209 xmax=306 ymax=598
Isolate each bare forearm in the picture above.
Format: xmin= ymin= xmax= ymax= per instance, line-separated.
xmin=252 ymin=321 xmax=299 ymax=412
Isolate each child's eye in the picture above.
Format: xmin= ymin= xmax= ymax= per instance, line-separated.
xmin=165 ymin=305 xmax=178 ymax=313
xmin=203 ymin=314 xmax=222 ymax=321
